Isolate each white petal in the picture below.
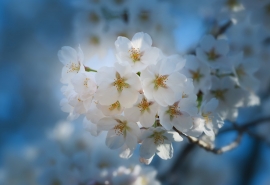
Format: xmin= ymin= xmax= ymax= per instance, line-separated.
xmin=115 ymin=36 xmax=132 ymax=53
xmin=131 ymin=32 xmax=152 ymax=51
xmin=164 ymin=131 xmax=183 ymax=142
xmin=120 ymin=131 xmax=138 ymax=158
xmin=97 ymin=117 xmax=117 ymax=131
xmin=106 ymin=129 xmax=125 ymax=149
xmin=124 ymin=106 xmax=141 ymax=123
xmin=156 ymin=140 xmax=173 ymax=160
xmin=140 ymin=138 xmax=156 ymax=159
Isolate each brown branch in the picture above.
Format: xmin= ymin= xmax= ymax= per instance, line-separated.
xmin=173 ymin=127 xmax=243 ymax=154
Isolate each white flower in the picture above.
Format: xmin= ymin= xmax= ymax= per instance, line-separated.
xmin=180 ymin=55 xmax=211 ymax=93
xmin=71 ymin=66 xmax=97 ymax=99
xmin=159 ymin=100 xmax=194 ymax=132
xmin=230 ymin=53 xmax=260 ymax=91
xmin=200 ymin=98 xmax=224 ymax=138
xmin=139 ymin=127 xmax=182 ymax=163
xmin=204 ymin=76 xmax=245 ymax=120
xmin=97 ymin=115 xmax=141 ymax=158
xmin=58 ymin=46 xmax=84 ymax=84
xmin=196 ymin=35 xmax=229 ymax=69
xmin=95 ymin=63 xmax=141 ymax=108
xmin=124 ymin=94 xmax=159 ymax=128
xmin=115 ymin=32 xmax=161 ymax=72
xmin=141 ymin=55 xmax=186 ymax=106
xmin=68 ymin=92 xmax=92 ymax=115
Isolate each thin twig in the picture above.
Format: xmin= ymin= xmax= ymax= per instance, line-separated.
xmin=173 ymin=127 xmax=243 ymax=154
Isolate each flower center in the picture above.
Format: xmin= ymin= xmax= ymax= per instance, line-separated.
xmin=67 ymin=63 xmax=80 ymax=73
xmin=129 ymin=47 xmax=142 ymax=62
xmin=236 ymin=65 xmax=246 ymax=78
xmin=153 ymin=75 xmax=168 ymax=90
xmin=88 ymin=12 xmax=100 ymax=23
xmin=113 ymin=72 xmax=130 ymax=92
xmin=90 ymin=35 xmax=100 ymax=45
xmin=166 ymin=102 xmax=182 ymax=121
xmin=109 ymin=101 xmax=121 ymax=111
xmin=207 ymin=48 xmax=220 ymax=61
xmin=113 ymin=119 xmax=127 ymax=135
xmin=226 ymin=0 xmax=239 ymax=9
xmin=189 ymin=69 xmax=204 ymax=82
xmin=182 ymin=92 xmax=188 ymax=99
xmin=138 ymin=97 xmax=153 ymax=114
xmin=202 ymin=112 xmax=213 ymax=124
xmin=211 ymin=89 xmax=228 ymax=101
xmin=152 ymin=131 xmax=165 ymax=145
xmin=84 ymin=78 xmax=90 ymax=87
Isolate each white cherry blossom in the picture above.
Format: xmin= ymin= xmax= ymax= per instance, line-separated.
xmin=97 ymin=115 xmax=141 ymax=158
xmin=180 ymin=55 xmax=211 ymax=93
xmin=95 ymin=62 xmax=141 ymax=108
xmin=124 ymin=94 xmax=159 ymax=128
xmin=58 ymin=46 xmax=84 ymax=84
xmin=196 ymin=35 xmax=229 ymax=69
xmin=141 ymin=55 xmax=187 ymax=106
xmin=139 ymin=127 xmax=182 ymax=163
xmin=115 ymin=32 xmax=162 ymax=72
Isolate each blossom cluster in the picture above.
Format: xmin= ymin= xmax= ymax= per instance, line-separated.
xmin=0 ymin=121 xmax=160 ymax=185
xmin=59 ymin=32 xmax=259 ymax=164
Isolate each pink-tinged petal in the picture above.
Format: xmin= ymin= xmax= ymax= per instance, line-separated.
xmin=140 ymin=138 xmax=156 ymax=159
xmin=156 ymin=140 xmax=173 ymax=160
xmin=115 ymin=36 xmax=132 ymax=53
xmin=131 ymin=32 xmax=152 ymax=51
xmin=106 ymin=129 xmax=125 ymax=149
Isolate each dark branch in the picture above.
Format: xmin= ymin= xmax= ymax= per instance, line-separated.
xmin=173 ymin=127 xmax=242 ymax=154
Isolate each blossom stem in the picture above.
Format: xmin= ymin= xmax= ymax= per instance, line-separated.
xmin=85 ymin=66 xmax=97 ymax=72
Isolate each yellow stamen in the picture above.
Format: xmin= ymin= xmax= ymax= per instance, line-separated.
xmin=202 ymin=112 xmax=213 ymax=124
xmin=166 ymin=102 xmax=182 ymax=121
xmin=211 ymin=89 xmax=228 ymax=101
xmin=113 ymin=119 xmax=127 ymax=136
xmin=66 ymin=63 xmax=80 ymax=73
xmin=153 ymin=75 xmax=168 ymax=90
xmin=152 ymin=131 xmax=165 ymax=145
xmin=129 ymin=47 xmax=142 ymax=63
xmin=189 ymin=69 xmax=204 ymax=82
xmin=207 ymin=48 xmax=220 ymax=61
xmin=109 ymin=101 xmax=121 ymax=111
xmin=138 ymin=97 xmax=153 ymax=114
xmin=113 ymin=72 xmax=130 ymax=92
